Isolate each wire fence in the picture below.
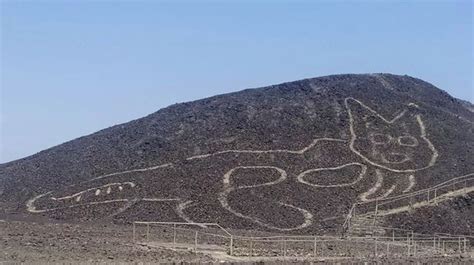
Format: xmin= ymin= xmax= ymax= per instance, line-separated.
xmin=343 ymin=174 xmax=474 ymax=236
xmin=132 ymin=221 xmax=232 ymax=253
xmin=128 ymin=175 xmax=473 ymax=258
xmin=131 ymin=221 xmax=471 ymax=258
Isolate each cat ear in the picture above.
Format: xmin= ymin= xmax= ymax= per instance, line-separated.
xmin=345 ymin=98 xmax=379 ymax=122
xmin=394 ymin=111 xmax=423 ymax=133
xmin=394 ymin=102 xmax=422 ymax=122
xmin=345 ymin=97 xmax=391 ymax=128
xmin=345 ymin=97 xmax=410 ymax=125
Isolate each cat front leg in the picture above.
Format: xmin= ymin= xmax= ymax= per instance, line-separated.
xmin=359 ymin=170 xmax=416 ymax=202
xmin=402 ymin=175 xmax=416 ymax=193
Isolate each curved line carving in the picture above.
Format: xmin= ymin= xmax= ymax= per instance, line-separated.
xmin=403 ymin=175 xmax=416 ymax=193
xmin=218 ymin=166 xmax=313 ymax=231
xmin=296 ymin=163 xmax=367 ymax=188
xmin=345 ymin=97 xmax=439 ymax=172
xmin=25 ymin=97 xmax=448 ymax=232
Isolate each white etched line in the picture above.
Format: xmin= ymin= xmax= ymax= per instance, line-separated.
xmin=176 ymin=200 xmax=207 ymax=228
xmin=297 ymin=163 xmax=367 ymax=188
xmin=86 ymin=163 xmax=173 ymax=183
xmin=26 ymin=96 xmax=448 ymax=232
xmin=218 ymin=166 xmax=313 ymax=231
xmin=403 ymin=175 xmax=416 ymax=193
xmin=345 ymin=97 xmax=438 ymax=173
xmin=416 ymin=115 xmax=439 ymax=168
xmin=359 ymin=170 xmax=384 ymax=202
xmin=187 ymin=138 xmax=346 ymax=161
xmin=381 ymin=185 xmax=396 ymax=199
xmin=372 ymin=74 xmax=394 ymax=91
xmin=54 ymin=182 xmax=135 ymax=201
xmin=26 ymin=192 xmax=52 ymax=213
xmin=26 ymin=194 xmax=131 ymax=213
xmin=222 ymin=166 xmax=287 ymax=188
xmin=141 ymin=198 xmax=180 ymax=202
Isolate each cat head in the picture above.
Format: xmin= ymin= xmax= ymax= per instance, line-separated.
xmin=345 ymin=98 xmax=438 ymax=172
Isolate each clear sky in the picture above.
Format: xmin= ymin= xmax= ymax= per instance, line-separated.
xmin=0 ymin=1 xmax=472 ymax=163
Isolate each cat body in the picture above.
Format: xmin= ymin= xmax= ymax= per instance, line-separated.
xmin=26 ymin=97 xmax=438 ymax=231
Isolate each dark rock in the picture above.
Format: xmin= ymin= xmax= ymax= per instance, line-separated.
xmin=0 ymin=73 xmax=472 ymax=235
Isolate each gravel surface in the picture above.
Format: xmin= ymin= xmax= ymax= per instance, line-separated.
xmin=1 ymin=219 xmax=473 ymax=264
xmin=0 ymin=219 xmax=214 ymax=263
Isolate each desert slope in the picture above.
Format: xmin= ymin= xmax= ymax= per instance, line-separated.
xmin=1 ymin=73 xmax=473 ymax=234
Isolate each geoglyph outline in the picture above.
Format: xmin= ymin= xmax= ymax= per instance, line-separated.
xmin=345 ymin=97 xmax=439 ymax=173
xmin=26 ymin=97 xmax=455 ymax=231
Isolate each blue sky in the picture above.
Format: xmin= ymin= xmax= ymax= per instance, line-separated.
xmin=1 ymin=1 xmax=472 ymax=163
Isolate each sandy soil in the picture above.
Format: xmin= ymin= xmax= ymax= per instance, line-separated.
xmin=1 ymin=218 xmax=473 ymax=264
xmin=0 ymin=219 xmax=214 ymax=264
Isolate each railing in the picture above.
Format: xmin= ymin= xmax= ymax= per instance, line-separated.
xmin=131 ymin=221 xmax=471 ymax=258
xmin=343 ymin=173 xmax=474 ymax=234
xmin=130 ymin=174 xmax=474 ymax=259
xmin=132 ymin=221 xmax=234 ymax=254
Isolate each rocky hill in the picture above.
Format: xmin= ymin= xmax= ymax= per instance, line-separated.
xmin=0 ymin=73 xmax=473 ymax=235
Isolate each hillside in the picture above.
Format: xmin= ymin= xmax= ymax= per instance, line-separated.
xmin=1 ymin=73 xmax=473 ymax=235
xmin=387 ymin=191 xmax=473 ymax=236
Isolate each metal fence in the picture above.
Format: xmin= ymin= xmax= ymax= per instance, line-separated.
xmin=131 ymin=221 xmax=471 ymax=258
xmin=343 ymin=173 xmax=474 ymax=235
xmin=132 ymin=221 xmax=232 ymax=253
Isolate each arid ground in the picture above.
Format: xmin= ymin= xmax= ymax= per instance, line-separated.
xmin=1 ymin=216 xmax=473 ymax=264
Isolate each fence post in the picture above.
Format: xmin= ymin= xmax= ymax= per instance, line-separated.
xmin=458 ymin=237 xmax=461 ymax=255
xmin=146 ymin=223 xmax=150 ymax=242
xmin=284 ymin=240 xmax=287 ymax=257
xmin=407 ymin=233 xmax=410 ymax=256
xmin=463 ymin=237 xmax=467 ymax=253
xmin=353 ymin=206 xmax=357 ymax=221
xmin=313 ymin=237 xmax=317 ymax=257
xmin=250 ymin=238 xmax=253 ymax=256
xmin=320 ymin=239 xmax=323 ymax=257
xmin=414 ymin=240 xmax=417 ymax=256
xmin=229 ymin=235 xmax=233 ymax=256
xmin=374 ymin=237 xmax=378 ymax=258
xmin=194 ymin=231 xmax=198 ymax=252
xmin=173 ymin=223 xmax=176 ymax=250
xmin=132 ymin=222 xmax=136 ymax=243
xmin=280 ymin=241 xmax=284 ymax=256
xmin=372 ymin=199 xmax=379 ymax=229
xmin=434 ymin=189 xmax=437 ymax=205
xmin=392 ymin=231 xmax=395 ymax=242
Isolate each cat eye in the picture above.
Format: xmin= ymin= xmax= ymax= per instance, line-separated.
xmin=369 ymin=133 xmax=391 ymax=144
xmin=397 ymin=136 xmax=418 ymax=147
